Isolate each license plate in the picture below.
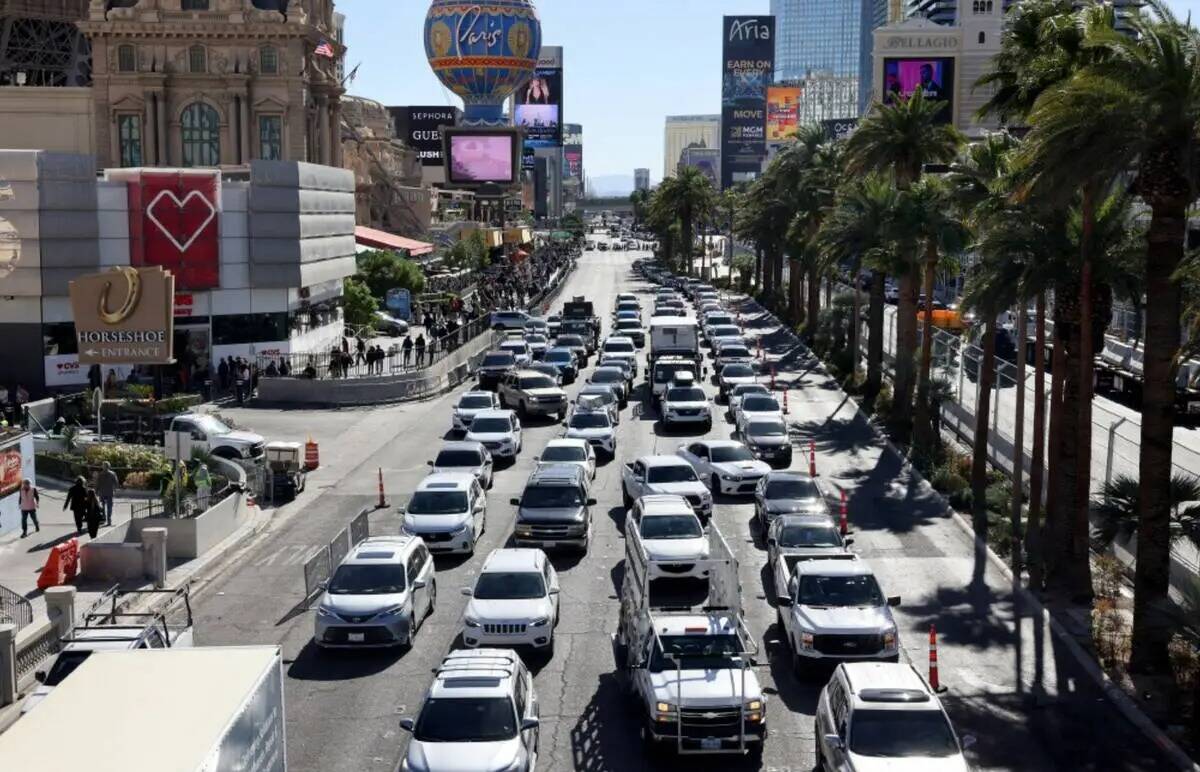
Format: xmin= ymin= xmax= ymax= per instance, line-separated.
xmin=542 ymin=541 xmax=559 ymax=549
xmin=700 ymin=738 xmax=721 ymax=750
xmin=348 ymin=632 xmax=365 ymax=643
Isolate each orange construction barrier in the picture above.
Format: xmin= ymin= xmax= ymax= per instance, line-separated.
xmin=377 ymin=467 xmax=389 ymax=509
xmin=37 ymin=538 xmax=79 ymax=590
xmin=929 ymin=624 xmax=942 ymax=691
xmin=839 ymin=489 xmax=849 ymax=536
xmin=304 ymin=438 xmax=320 ymax=471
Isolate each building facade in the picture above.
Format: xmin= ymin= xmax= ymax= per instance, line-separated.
xmin=71 ymin=0 xmax=345 ymax=171
xmin=633 ymin=168 xmax=649 ymax=192
xmin=771 ymin=0 xmax=876 ymax=118
xmin=663 ymin=115 xmax=719 ymax=180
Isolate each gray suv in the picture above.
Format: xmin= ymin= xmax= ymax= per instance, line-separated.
xmin=498 ymin=369 xmax=568 ymax=419
xmin=511 ymin=465 xmax=595 ymax=554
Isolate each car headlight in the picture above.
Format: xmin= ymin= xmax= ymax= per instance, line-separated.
xmin=316 ymin=605 xmax=337 ymax=618
xmin=883 ymin=626 xmax=897 ymax=648
xmin=464 ymin=616 xmax=482 ymax=628
xmin=800 ymin=632 xmax=814 ymax=650
xmin=720 ymin=472 xmax=736 ymax=481
xmin=745 ymin=698 xmax=764 ymax=722
xmin=451 ymin=522 xmax=470 ymax=535
xmin=378 ymin=605 xmax=407 ymax=618
xmin=529 ymin=616 xmax=550 ymax=627
xmin=655 ymin=701 xmax=677 ymax=721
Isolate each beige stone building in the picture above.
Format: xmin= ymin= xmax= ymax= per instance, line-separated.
xmin=77 ymin=0 xmax=344 ymax=170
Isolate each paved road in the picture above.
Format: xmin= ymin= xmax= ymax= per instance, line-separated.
xmin=189 ymin=247 xmax=1174 ymax=771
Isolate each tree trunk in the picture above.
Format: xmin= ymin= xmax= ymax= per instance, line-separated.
xmin=914 ymin=245 xmax=938 ymax=452
xmin=1012 ymin=298 xmax=1028 ymax=576
xmin=772 ymin=248 xmax=785 ymax=310
xmin=1046 ymin=297 xmax=1083 ymax=598
xmin=807 ymin=264 xmax=821 ymax=346
xmin=1028 ymin=293 xmax=1047 ymax=590
xmin=682 ymin=213 xmax=694 ymax=275
xmin=866 ymin=273 xmax=885 ymax=399
xmin=1130 ymin=197 xmax=1186 ymax=674
xmin=850 ymin=262 xmax=863 ymax=378
xmin=761 ymin=244 xmax=773 ymax=297
xmin=789 ymin=256 xmax=803 ymax=327
xmin=1072 ymin=190 xmax=1097 ymax=604
xmin=891 ymin=269 xmax=920 ymax=441
xmin=972 ymin=318 xmax=997 ymax=538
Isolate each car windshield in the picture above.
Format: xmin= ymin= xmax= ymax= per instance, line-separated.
xmin=617 ymin=320 xmax=640 ymax=329
xmin=742 ymin=396 xmax=780 ymax=412
xmin=605 ymin=341 xmax=635 ymax=353
xmin=646 ymin=465 xmax=698 ymax=483
xmin=194 ymin=415 xmax=231 ymax=436
xmin=519 ymin=376 xmax=557 ymax=390
xmin=849 ymin=709 xmax=959 ymax=758
xmin=459 ymin=395 xmax=493 ymax=410
xmin=651 ymin=634 xmax=743 ymax=670
xmin=766 ymin=478 xmax=820 ymax=499
xmin=546 ymin=350 xmax=572 ymax=363
xmin=706 ymin=315 xmax=734 ymax=327
xmin=721 ymin=347 xmax=751 ymax=358
xmin=779 ymin=524 xmax=842 ymax=548
xmin=570 ymin=412 xmax=611 ymax=429
xmin=710 ymin=326 xmax=740 ymax=337
xmin=328 ymin=563 xmax=405 ymax=594
xmin=474 ymin=571 xmax=546 ymax=600
xmin=734 ymin=385 xmax=769 ymax=398
xmin=543 ymin=445 xmax=587 ymax=462
xmin=482 ymin=354 xmax=515 ymax=367
xmin=710 ymin=446 xmax=755 ymax=463
xmin=471 ymin=418 xmax=511 ymax=433
xmin=749 ymin=421 xmax=787 ymax=437
xmin=666 ymin=387 xmax=706 ymax=402
xmin=592 ymin=369 xmax=623 ymax=383
xmin=435 ymin=450 xmax=482 ymax=468
xmin=522 ymin=485 xmax=584 ymax=508
xmin=797 ymin=574 xmax=884 ymax=607
xmin=408 ymin=490 xmax=469 ymax=515
xmin=722 ymin=364 xmax=755 ymax=378
xmin=43 ymin=650 xmax=92 ymax=687
xmin=557 ymin=336 xmax=583 ymax=346
xmin=414 ymin=697 xmax=517 ymax=743
xmin=641 ymin=515 xmax=703 ymax=539
xmin=525 ymin=335 xmax=547 ymax=344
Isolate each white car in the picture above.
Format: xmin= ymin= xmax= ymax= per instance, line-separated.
xmin=705 ymin=323 xmax=742 ymax=347
xmin=714 ymin=342 xmax=756 ymax=370
xmin=717 ymin=363 xmax=759 ymax=400
xmin=451 ymin=391 xmax=502 ymax=434
xmin=660 ymin=381 xmax=712 ymax=431
xmin=628 ymin=494 xmax=710 ymax=580
xmin=768 ymin=514 xmax=855 ymax=598
xmin=728 ymin=382 xmax=771 ymax=415
xmin=465 ymin=409 xmax=523 ymax=459
xmin=563 ymin=407 xmax=617 ymax=458
xmin=400 ymin=474 xmax=487 ymax=555
xmin=734 ymin=393 xmax=784 ymax=434
xmin=621 ymin=455 xmax=713 ymax=522
xmin=523 ymin=333 xmax=550 ymax=360
xmin=600 ymin=336 xmax=639 ymax=377
xmin=498 ymin=339 xmax=533 ymax=367
xmin=427 ymin=441 xmax=494 ymax=489
xmin=676 ymin=440 xmax=771 ymax=496
xmin=535 ymin=438 xmax=597 ymax=480
xmin=461 ymin=548 xmax=560 ymax=655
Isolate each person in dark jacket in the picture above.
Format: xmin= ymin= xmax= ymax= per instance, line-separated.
xmin=64 ymin=476 xmax=89 ymax=534
xmin=414 ymin=334 xmax=427 ymax=366
xmin=83 ymin=488 xmax=103 ymax=538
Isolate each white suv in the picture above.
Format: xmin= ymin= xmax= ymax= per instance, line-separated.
xmin=401 ymin=474 xmax=487 ymax=555
xmin=661 ymin=378 xmax=712 ymax=431
xmin=627 ymin=495 xmax=710 ymax=580
xmin=466 ymin=409 xmax=524 ymax=459
xmin=461 ymin=548 xmax=560 ymax=656
xmin=401 ymin=649 xmax=540 ymax=772
xmin=451 ymin=391 xmax=502 ymax=434
xmin=815 ymin=662 xmax=974 ymax=771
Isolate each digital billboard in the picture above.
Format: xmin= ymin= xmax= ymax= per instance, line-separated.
xmin=882 ymin=57 xmax=954 ymax=123
xmin=564 ymin=146 xmax=583 ymax=181
xmin=516 ymin=46 xmax=564 ymax=150
xmin=766 ymin=86 xmax=801 ymax=142
xmin=680 ymin=147 xmax=720 ymax=187
xmin=389 ymin=106 xmax=458 ymax=167
xmin=721 ymin=16 xmax=774 ymax=189
xmin=444 ymin=128 xmax=520 ymax=186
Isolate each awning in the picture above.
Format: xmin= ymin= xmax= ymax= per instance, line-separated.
xmin=354 ymin=226 xmax=434 ymax=257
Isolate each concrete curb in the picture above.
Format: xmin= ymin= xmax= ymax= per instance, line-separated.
xmin=739 ymin=295 xmax=1199 ymax=771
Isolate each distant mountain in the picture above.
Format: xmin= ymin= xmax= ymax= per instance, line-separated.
xmin=588 ymin=174 xmax=634 ymax=197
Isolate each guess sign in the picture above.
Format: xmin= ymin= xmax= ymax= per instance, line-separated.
xmin=125 ymin=170 xmax=220 ymax=290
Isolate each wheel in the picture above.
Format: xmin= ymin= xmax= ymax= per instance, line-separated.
xmin=405 ymin=611 xmax=418 ymax=648
xmin=792 ymin=647 xmax=811 ymax=679
xmin=703 ymin=419 xmax=712 ymax=432
xmin=544 ymin=635 xmax=556 ymax=659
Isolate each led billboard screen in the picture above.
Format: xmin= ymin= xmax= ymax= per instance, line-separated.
xmin=516 ymin=46 xmax=564 ymax=149
xmin=721 ymin=16 xmax=774 ymax=189
xmin=882 ymin=57 xmax=954 ymax=123
xmin=766 ymin=86 xmax=801 ymax=142
xmin=445 ymin=129 xmax=520 ymax=185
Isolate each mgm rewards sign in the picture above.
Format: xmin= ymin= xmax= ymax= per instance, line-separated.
xmin=69 ymin=266 xmax=175 ymax=365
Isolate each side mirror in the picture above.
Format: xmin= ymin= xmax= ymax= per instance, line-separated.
xmin=521 ymin=717 xmax=541 ymax=731
xmin=426 ymin=460 xmax=434 ymax=467
xmin=461 ymin=587 xmax=473 ymax=596
xmin=510 ymin=497 xmax=521 ymax=506
xmin=844 ymin=538 xmax=855 ymax=547
xmin=824 ymin=734 xmax=844 ymax=751
xmin=961 ymin=734 xmax=977 ymax=750
xmin=776 ymin=595 xmax=793 ymax=607
xmin=413 ymin=579 xmax=427 ymax=590
xmin=887 ymin=595 xmax=902 ymax=607
xmin=548 ymin=587 xmax=560 ymax=595
xmin=532 ymin=455 xmax=540 ymax=462
xmin=399 ymin=718 xmax=415 ymax=732
xmin=34 ymin=670 xmax=46 ymax=684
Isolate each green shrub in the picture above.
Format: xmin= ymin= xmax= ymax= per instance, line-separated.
xmin=872 ymin=384 xmax=893 ymax=420
xmin=931 ymin=468 xmax=968 ymax=497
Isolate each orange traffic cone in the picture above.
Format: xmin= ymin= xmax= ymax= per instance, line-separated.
xmin=377 ymin=467 xmax=389 ymax=509
xmin=839 ymin=490 xmax=849 ymax=536
xmin=929 ymin=624 xmax=943 ymax=692
xmin=304 ymin=438 xmax=320 ymax=471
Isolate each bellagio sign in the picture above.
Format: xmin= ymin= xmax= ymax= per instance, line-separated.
xmin=69 ymin=266 xmax=175 ymax=365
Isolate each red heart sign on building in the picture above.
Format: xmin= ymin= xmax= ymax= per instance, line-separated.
xmin=126 ymin=170 xmax=221 ymax=290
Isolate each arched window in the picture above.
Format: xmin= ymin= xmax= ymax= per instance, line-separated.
xmin=979 ymin=31 xmax=986 ymax=44
xmin=986 ymin=0 xmax=993 ymax=11
xmin=181 ymin=103 xmax=220 ymax=167
xmin=189 ymin=45 xmax=206 ymax=74
xmin=972 ymin=1 xmax=979 ymax=11
xmin=259 ymin=46 xmax=278 ymax=74
xmin=117 ymin=44 xmax=136 ymax=72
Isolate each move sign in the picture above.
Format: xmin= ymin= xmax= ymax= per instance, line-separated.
xmin=69 ymin=266 xmax=175 ymax=365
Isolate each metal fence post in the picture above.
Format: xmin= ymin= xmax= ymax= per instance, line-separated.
xmin=0 ymin=623 xmax=15 ymax=707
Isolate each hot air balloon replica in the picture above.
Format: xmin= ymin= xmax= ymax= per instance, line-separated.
xmin=424 ymin=0 xmax=543 ymax=126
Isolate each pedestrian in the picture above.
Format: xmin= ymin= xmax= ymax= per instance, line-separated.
xmin=329 ymin=347 xmax=342 ymax=379
xmin=96 ymin=460 xmax=118 ymax=526
xmin=18 ymin=479 xmax=39 ymax=537
xmin=265 ymin=360 xmax=278 ymax=377
xmin=217 ymin=357 xmax=230 ymax=391
xmin=402 ymin=334 xmax=413 ymax=368
xmin=87 ymin=364 xmax=101 ymax=391
xmin=415 ymin=334 xmax=427 ymax=366
xmin=105 ymin=368 xmax=118 ymax=393
xmin=83 ymin=487 xmax=103 ymax=538
xmin=356 ymin=337 xmax=367 ymax=367
xmin=279 ymin=358 xmax=290 ymax=377
xmin=194 ymin=462 xmax=212 ymax=510
xmin=64 ymin=475 xmax=88 ymax=534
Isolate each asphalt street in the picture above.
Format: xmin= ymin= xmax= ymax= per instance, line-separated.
xmin=189 ymin=243 xmax=1173 ymax=772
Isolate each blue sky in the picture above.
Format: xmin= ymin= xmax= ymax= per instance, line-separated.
xmin=342 ymin=0 xmax=1200 ymax=184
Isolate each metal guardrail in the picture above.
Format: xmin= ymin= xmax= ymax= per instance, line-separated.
xmin=302 ymin=507 xmax=372 ymax=601
xmin=0 ymin=583 xmax=32 ymax=631
xmin=14 ymin=622 xmax=60 ymax=687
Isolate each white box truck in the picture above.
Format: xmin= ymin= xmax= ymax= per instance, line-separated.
xmin=649 ymin=316 xmax=699 ymax=364
xmin=0 ymin=646 xmax=286 ymax=772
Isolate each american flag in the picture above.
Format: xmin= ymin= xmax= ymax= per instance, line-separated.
xmin=314 ymin=40 xmax=334 ymax=58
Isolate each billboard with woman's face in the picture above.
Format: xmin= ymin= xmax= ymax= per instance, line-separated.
xmin=882 ymin=57 xmax=954 ymax=123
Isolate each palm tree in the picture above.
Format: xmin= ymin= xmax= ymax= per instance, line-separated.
xmin=844 ymin=90 xmax=964 ymax=440
xmin=654 ymin=166 xmax=715 ymax=275
xmin=1093 ymin=473 xmax=1200 ymax=552
xmin=1012 ymin=6 xmax=1200 ymax=670
xmin=629 ymin=189 xmax=649 ymax=227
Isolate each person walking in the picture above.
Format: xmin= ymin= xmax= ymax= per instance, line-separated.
xmin=194 ymin=462 xmax=212 ymax=510
xmin=217 ymin=357 xmax=230 ymax=392
xmin=18 ymin=479 xmax=39 ymax=537
xmin=96 ymin=461 xmax=119 ymax=526
xmin=83 ymin=487 xmax=103 ymax=538
xmin=355 ymin=337 xmax=367 ymax=368
xmin=402 ymin=334 xmax=413 ymax=368
xmin=414 ymin=334 xmax=427 ymax=367
xmin=64 ymin=476 xmax=88 ymax=534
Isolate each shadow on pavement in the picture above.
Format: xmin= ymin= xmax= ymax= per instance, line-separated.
xmin=286 ymin=639 xmax=404 ymax=681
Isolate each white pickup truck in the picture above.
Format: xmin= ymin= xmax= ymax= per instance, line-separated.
xmin=164 ymin=413 xmax=265 ymax=461
xmin=621 ymin=455 xmax=712 ymax=523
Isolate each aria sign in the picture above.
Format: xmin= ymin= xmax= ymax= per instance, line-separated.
xmin=69 ymin=266 xmax=175 ymax=365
